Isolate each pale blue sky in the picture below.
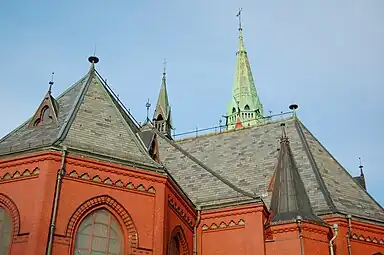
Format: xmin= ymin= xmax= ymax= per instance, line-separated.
xmin=0 ymin=1 xmax=383 ymax=206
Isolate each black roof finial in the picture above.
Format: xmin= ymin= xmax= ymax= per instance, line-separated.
xmin=48 ymin=72 xmax=55 ymax=94
xmin=88 ymin=56 xmax=99 ymax=64
xmin=359 ymin=157 xmax=364 ymax=176
xmin=88 ymin=45 xmax=99 ymax=64
xmin=289 ymin=104 xmax=299 ymax=117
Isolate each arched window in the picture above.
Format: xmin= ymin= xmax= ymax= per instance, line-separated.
xmin=169 ymin=235 xmax=181 ymax=255
xmin=0 ymin=207 xmax=12 ymax=253
xmin=232 ymin=107 xmax=236 ymax=113
xmin=33 ymin=106 xmax=53 ymax=127
xmin=74 ymin=209 xmax=124 ymax=255
xmin=244 ymin=105 xmax=250 ymax=110
xmin=41 ymin=106 xmax=50 ymax=121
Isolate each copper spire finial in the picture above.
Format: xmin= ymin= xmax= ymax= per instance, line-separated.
xmin=163 ymin=58 xmax=167 ymax=76
xmin=236 ymin=8 xmax=243 ymax=30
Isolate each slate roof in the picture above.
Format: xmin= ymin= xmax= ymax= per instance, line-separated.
xmin=156 ymin=131 xmax=259 ymax=208
xmin=0 ymin=62 xmax=161 ymax=170
xmin=157 ymin=117 xmax=384 ymax=222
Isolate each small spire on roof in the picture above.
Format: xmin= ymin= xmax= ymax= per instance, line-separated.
xmin=48 ymin=72 xmax=55 ymax=94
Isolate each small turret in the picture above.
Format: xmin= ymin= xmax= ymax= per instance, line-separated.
xmin=354 ymin=157 xmax=367 ymax=190
xmin=153 ymin=60 xmax=173 ymax=139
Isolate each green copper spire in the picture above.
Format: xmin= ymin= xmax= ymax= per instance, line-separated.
xmin=226 ymin=9 xmax=264 ymax=130
xmin=153 ymin=59 xmax=173 ymax=138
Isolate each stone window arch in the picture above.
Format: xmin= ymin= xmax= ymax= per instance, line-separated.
xmin=0 ymin=193 xmax=21 ymax=254
xmin=67 ymin=195 xmax=138 ymax=254
xmin=74 ymin=209 xmax=123 ymax=255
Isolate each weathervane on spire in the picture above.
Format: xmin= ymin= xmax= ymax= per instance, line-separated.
xmin=236 ymin=8 xmax=243 ymax=30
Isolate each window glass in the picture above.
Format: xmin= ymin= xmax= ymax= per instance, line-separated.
xmin=0 ymin=208 xmax=12 ymax=255
xmin=74 ymin=209 xmax=123 ymax=255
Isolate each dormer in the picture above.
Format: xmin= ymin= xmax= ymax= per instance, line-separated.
xmin=29 ymin=80 xmax=58 ymax=127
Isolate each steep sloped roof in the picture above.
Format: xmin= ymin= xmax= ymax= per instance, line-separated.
xmin=158 ymin=117 xmax=384 ymax=221
xmin=0 ymin=62 xmax=160 ymax=170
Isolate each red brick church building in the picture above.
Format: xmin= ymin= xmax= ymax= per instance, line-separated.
xmin=0 ymin=15 xmax=383 ymax=255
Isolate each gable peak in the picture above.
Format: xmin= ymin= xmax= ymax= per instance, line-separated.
xmin=28 ymin=74 xmax=59 ymax=128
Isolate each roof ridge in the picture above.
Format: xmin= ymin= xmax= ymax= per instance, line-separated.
xmin=297 ymin=119 xmax=384 ymax=212
xmin=155 ymin=129 xmax=258 ymax=200
xmin=176 ymin=116 xmax=294 ymax=143
xmin=294 ymin=119 xmax=337 ymax=212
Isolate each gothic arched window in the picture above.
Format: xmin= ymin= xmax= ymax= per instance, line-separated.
xmin=244 ymin=105 xmax=250 ymax=110
xmin=33 ymin=105 xmax=53 ymax=126
xmin=169 ymin=236 xmax=181 ymax=255
xmin=74 ymin=209 xmax=124 ymax=255
xmin=0 ymin=207 xmax=12 ymax=253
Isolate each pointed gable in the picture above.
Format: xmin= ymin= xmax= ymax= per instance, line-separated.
xmin=29 ymin=90 xmax=59 ymax=127
xmin=270 ymin=123 xmax=322 ymax=223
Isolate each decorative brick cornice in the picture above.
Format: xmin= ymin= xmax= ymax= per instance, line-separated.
xmin=201 ymin=219 xmax=245 ymax=232
xmin=0 ymin=152 xmax=61 ymax=169
xmin=65 ymin=170 xmax=156 ymax=195
xmin=202 ymin=204 xmax=263 ymax=220
xmin=166 ymin=180 xmax=196 ymax=217
xmin=0 ymin=168 xmax=39 ymax=183
xmin=351 ymin=233 xmax=384 ymax=245
xmin=0 ymin=193 xmax=20 ymax=237
xmin=65 ymin=195 xmax=139 ymax=249
xmin=168 ymin=195 xmax=194 ymax=229
xmin=167 ymin=225 xmax=189 ymax=255
xmin=65 ymin=155 xmax=166 ymax=184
